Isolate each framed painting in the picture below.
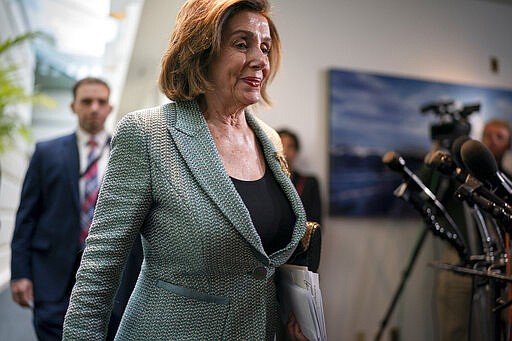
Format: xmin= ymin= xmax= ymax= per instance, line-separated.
xmin=329 ymin=68 xmax=512 ymax=217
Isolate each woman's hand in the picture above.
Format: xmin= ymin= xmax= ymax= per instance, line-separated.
xmin=286 ymin=312 xmax=309 ymax=341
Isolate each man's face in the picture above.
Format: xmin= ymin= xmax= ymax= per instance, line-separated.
xmin=71 ymin=83 xmax=112 ymax=135
xmin=482 ymin=123 xmax=511 ymax=161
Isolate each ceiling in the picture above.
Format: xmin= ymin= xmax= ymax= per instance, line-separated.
xmin=22 ymin=0 xmax=144 ymax=109
xmin=24 ymin=0 xmax=512 ymax=124
xmin=480 ymin=0 xmax=512 ymax=4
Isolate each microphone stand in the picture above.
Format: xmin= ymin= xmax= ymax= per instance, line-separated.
xmin=453 ymin=181 xmax=512 ymax=339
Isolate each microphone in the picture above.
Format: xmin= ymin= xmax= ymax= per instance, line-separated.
xmin=424 ymin=150 xmax=467 ymax=184
xmin=455 ymin=177 xmax=512 ymax=227
xmin=383 ymin=151 xmax=468 ymax=260
xmin=426 ymin=140 xmax=511 ymax=258
xmin=431 ymin=134 xmax=468 ymax=177
xmin=383 ymin=151 xmax=439 ymax=203
xmin=424 ymin=149 xmax=512 ymax=211
xmin=450 ymin=135 xmax=471 ymax=168
xmin=460 ymin=139 xmax=512 ymax=202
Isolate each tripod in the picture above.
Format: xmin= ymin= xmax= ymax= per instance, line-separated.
xmin=374 ymin=226 xmax=430 ymax=341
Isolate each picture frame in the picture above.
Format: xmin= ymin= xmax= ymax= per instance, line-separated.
xmin=329 ymin=68 xmax=512 ymax=217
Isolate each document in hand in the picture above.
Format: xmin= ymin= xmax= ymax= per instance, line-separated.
xmin=278 ymin=264 xmax=327 ymax=341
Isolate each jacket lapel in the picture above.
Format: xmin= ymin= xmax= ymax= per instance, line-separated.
xmin=164 ymin=101 xmax=305 ymax=264
xmin=245 ymin=113 xmax=307 ymax=264
xmin=63 ymin=133 xmax=80 ymax=213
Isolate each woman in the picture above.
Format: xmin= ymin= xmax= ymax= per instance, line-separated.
xmin=62 ymin=0 xmax=308 ymax=339
xmin=278 ymin=129 xmax=322 ymax=225
xmin=278 ymin=129 xmax=322 ymax=272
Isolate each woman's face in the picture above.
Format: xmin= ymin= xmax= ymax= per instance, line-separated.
xmin=280 ymin=133 xmax=298 ymax=170
xmin=208 ymin=10 xmax=271 ymax=108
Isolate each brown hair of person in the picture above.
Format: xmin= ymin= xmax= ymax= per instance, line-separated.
xmin=483 ymin=118 xmax=512 ymax=145
xmin=158 ymin=0 xmax=281 ymax=106
xmin=72 ymin=77 xmax=110 ymax=101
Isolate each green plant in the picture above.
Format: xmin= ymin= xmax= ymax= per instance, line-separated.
xmin=0 ymin=32 xmax=55 ymax=154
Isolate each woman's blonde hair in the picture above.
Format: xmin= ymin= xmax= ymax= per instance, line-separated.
xmin=158 ymin=0 xmax=281 ymax=105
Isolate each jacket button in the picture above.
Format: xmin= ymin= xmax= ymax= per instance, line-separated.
xmin=252 ymin=267 xmax=267 ymax=280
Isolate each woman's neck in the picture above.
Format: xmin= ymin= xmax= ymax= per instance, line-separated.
xmin=199 ymin=95 xmax=249 ymax=126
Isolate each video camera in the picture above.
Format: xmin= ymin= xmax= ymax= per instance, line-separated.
xmin=421 ymin=100 xmax=480 ymax=149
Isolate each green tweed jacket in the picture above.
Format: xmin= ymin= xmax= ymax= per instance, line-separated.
xmin=62 ymin=100 xmax=307 ymax=340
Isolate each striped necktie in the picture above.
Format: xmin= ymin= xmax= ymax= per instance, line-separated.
xmin=80 ymin=137 xmax=99 ymax=247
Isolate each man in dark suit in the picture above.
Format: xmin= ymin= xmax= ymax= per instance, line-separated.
xmin=10 ymin=77 xmax=141 ymax=341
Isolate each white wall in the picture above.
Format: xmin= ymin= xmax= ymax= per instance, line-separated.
xmin=252 ymin=0 xmax=512 ymax=340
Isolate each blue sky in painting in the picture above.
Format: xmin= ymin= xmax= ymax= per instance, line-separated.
xmin=329 ymin=69 xmax=512 ymax=154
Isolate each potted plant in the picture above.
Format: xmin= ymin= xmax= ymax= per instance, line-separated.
xmin=0 ymin=31 xmax=55 ymax=154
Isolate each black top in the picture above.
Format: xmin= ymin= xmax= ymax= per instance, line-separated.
xmin=291 ymin=171 xmax=322 ymax=224
xmin=231 ymin=168 xmax=295 ymax=255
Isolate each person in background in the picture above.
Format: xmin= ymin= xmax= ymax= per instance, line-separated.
xmin=62 ymin=1 xmax=308 ymax=340
xmin=278 ymin=128 xmax=322 ymax=272
xmin=10 ymin=77 xmax=142 ymax=341
xmin=482 ymin=118 xmax=512 ymax=177
xmin=278 ymin=129 xmax=322 ymax=224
